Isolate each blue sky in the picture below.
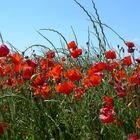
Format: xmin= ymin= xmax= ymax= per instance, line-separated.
xmin=0 ymin=0 xmax=140 ymax=54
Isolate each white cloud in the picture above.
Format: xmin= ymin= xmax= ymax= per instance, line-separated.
xmin=133 ymin=38 xmax=140 ymax=42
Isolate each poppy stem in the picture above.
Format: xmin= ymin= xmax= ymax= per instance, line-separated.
xmin=132 ymin=52 xmax=136 ymax=65
xmin=0 ymin=32 xmax=4 ymax=44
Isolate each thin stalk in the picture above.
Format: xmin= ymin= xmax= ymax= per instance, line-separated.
xmin=40 ymin=28 xmax=68 ymax=46
xmin=91 ymin=0 xmax=107 ymax=48
xmin=71 ymin=26 xmax=78 ymax=46
xmin=74 ymin=0 xmax=105 ymax=61
xmin=0 ymin=32 xmax=4 ymax=44
xmin=37 ymin=31 xmax=60 ymax=59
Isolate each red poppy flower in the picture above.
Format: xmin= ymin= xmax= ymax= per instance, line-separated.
xmin=113 ymin=69 xmax=126 ymax=82
xmin=88 ymin=67 xmax=98 ymax=75
xmin=0 ymin=66 xmax=4 ymax=76
xmin=17 ymin=78 xmax=24 ymax=84
xmin=65 ymin=69 xmax=82 ymax=81
xmin=0 ymin=122 xmax=7 ymax=135
xmin=88 ymin=62 xmax=107 ymax=75
xmin=40 ymin=58 xmax=54 ymax=71
xmin=74 ymin=86 xmax=85 ymax=100
xmin=49 ymin=63 xmax=63 ymax=80
xmin=31 ymin=75 xmax=44 ymax=87
xmin=122 ymin=56 xmax=132 ymax=66
xmin=68 ymin=41 xmax=77 ymax=50
xmin=106 ymin=50 xmax=116 ymax=59
xmin=94 ymin=62 xmax=107 ymax=72
xmin=0 ymin=44 xmax=10 ymax=57
xmin=99 ymin=114 xmax=114 ymax=124
xmin=46 ymin=51 xmax=55 ymax=59
xmin=9 ymin=52 xmax=22 ymax=65
xmin=135 ymin=58 xmax=140 ymax=64
xmin=34 ymin=85 xmax=51 ymax=96
xmin=125 ymin=42 xmax=135 ymax=48
xmin=113 ymin=119 xmax=123 ymax=127
xmin=12 ymin=64 xmax=21 ymax=74
xmin=61 ymin=57 xmax=66 ymax=62
xmin=5 ymin=78 xmax=15 ymax=86
xmin=107 ymin=61 xmax=119 ymax=72
xmin=89 ymin=74 xmax=102 ymax=86
xmin=117 ymin=90 xmax=126 ymax=98
xmin=70 ymin=49 xmax=82 ymax=58
xmin=103 ymin=96 xmax=114 ymax=107
xmin=114 ymin=83 xmax=127 ymax=98
xmin=56 ymin=82 xmax=73 ymax=95
xmin=25 ymin=59 xmax=37 ymax=68
xmin=22 ymin=66 xmax=34 ymax=80
xmin=99 ymin=106 xmax=115 ymax=124
xmin=128 ymin=133 xmax=139 ymax=140
xmin=82 ymin=77 xmax=92 ymax=88
xmin=127 ymin=74 xmax=140 ymax=85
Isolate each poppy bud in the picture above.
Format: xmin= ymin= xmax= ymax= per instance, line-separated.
xmin=125 ymin=42 xmax=135 ymax=48
xmin=128 ymin=48 xmax=135 ymax=53
xmin=135 ymin=58 xmax=140 ymax=64
xmin=0 ymin=44 xmax=9 ymax=57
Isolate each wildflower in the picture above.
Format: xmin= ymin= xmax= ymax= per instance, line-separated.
xmin=31 ymin=74 xmax=44 ymax=87
xmin=70 ymin=48 xmax=82 ymax=58
xmin=68 ymin=41 xmax=77 ymax=50
xmin=46 ymin=51 xmax=55 ymax=59
xmin=22 ymin=66 xmax=34 ymax=80
xmin=17 ymin=78 xmax=24 ymax=84
xmin=107 ymin=61 xmax=119 ymax=72
xmin=135 ymin=58 xmax=140 ymax=64
xmin=9 ymin=52 xmax=22 ymax=65
xmin=106 ymin=50 xmax=116 ymax=59
xmin=127 ymin=74 xmax=140 ymax=85
xmin=108 ymin=81 xmax=114 ymax=86
xmin=128 ymin=133 xmax=139 ymax=140
xmin=40 ymin=58 xmax=54 ymax=71
xmin=113 ymin=119 xmax=123 ymax=127
xmin=0 ymin=122 xmax=7 ymax=135
xmin=94 ymin=62 xmax=107 ymax=72
xmin=65 ymin=69 xmax=82 ymax=81
xmin=88 ymin=62 xmax=107 ymax=76
xmin=103 ymin=96 xmax=114 ymax=107
xmin=88 ymin=66 xmax=98 ymax=75
xmin=82 ymin=76 xmax=92 ymax=88
xmin=114 ymin=83 xmax=127 ymax=98
xmin=0 ymin=66 xmax=4 ymax=76
xmin=49 ymin=63 xmax=63 ymax=80
xmin=34 ymin=85 xmax=51 ymax=96
xmin=125 ymin=42 xmax=135 ymax=48
xmin=99 ymin=106 xmax=115 ymax=124
xmin=0 ymin=44 xmax=9 ymax=57
xmin=136 ymin=118 xmax=140 ymax=130
xmin=25 ymin=59 xmax=37 ymax=68
xmin=113 ymin=69 xmax=126 ymax=82
xmin=56 ymin=82 xmax=73 ymax=95
xmin=5 ymin=78 xmax=15 ymax=86
xmin=117 ymin=90 xmax=126 ymax=98
xmin=82 ymin=74 xmax=102 ymax=88
xmin=74 ymin=86 xmax=85 ymax=100
xmin=122 ymin=56 xmax=132 ymax=66
xmin=61 ymin=56 xmax=66 ymax=62
xmin=89 ymin=74 xmax=102 ymax=86
xmin=12 ymin=64 xmax=21 ymax=75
